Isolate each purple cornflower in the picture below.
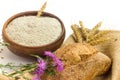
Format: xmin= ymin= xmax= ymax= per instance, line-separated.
xmin=44 ymin=51 xmax=63 ymax=71
xmin=33 ymin=51 xmax=63 ymax=80
xmin=33 ymin=59 xmax=47 ymax=80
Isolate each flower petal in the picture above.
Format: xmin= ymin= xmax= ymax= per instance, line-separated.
xmin=34 ymin=59 xmax=47 ymax=75
xmin=44 ymin=51 xmax=55 ymax=58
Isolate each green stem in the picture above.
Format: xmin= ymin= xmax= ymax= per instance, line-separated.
xmin=8 ymin=63 xmax=36 ymax=76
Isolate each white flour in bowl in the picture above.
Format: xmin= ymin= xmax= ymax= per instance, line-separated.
xmin=6 ymin=16 xmax=62 ymax=46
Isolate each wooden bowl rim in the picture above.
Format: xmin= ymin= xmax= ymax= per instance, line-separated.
xmin=2 ymin=11 xmax=65 ymax=49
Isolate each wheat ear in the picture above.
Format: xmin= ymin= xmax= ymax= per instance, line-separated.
xmin=37 ymin=2 xmax=47 ymax=17
xmin=87 ymin=22 xmax=102 ymax=40
xmin=89 ymin=37 xmax=111 ymax=46
xmin=71 ymin=24 xmax=82 ymax=43
xmin=87 ymin=30 xmax=110 ymax=42
xmin=79 ymin=21 xmax=88 ymax=40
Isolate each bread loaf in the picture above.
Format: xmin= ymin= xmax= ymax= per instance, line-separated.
xmin=46 ymin=43 xmax=111 ymax=80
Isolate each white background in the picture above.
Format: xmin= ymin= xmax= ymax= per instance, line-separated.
xmin=0 ymin=0 xmax=120 ymax=70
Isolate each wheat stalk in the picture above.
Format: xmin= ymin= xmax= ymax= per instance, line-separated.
xmin=72 ymin=34 xmax=78 ymax=42
xmin=37 ymin=2 xmax=47 ymax=17
xmin=71 ymin=24 xmax=82 ymax=43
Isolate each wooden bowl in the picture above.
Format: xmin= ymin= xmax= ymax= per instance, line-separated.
xmin=2 ymin=11 xmax=65 ymax=57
